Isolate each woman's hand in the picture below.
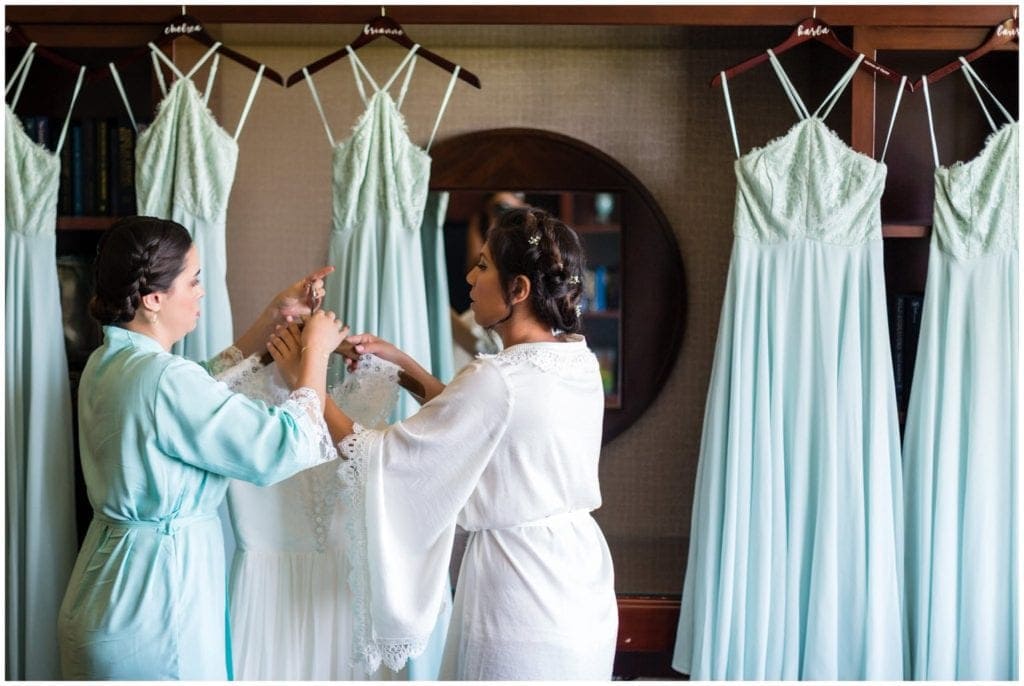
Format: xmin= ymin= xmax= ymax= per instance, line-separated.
xmin=233 ymin=267 xmax=336 ymax=360
xmin=271 ymin=266 xmax=335 ymax=322
xmin=343 ymin=332 xmax=445 ymax=404
xmin=267 ymin=323 xmax=304 ymax=389
xmin=302 ymin=310 xmax=349 ymax=359
xmin=341 ymin=332 xmax=403 ymax=372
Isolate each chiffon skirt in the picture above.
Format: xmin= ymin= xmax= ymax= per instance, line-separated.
xmin=902 ymin=242 xmax=1018 ymax=680
xmin=674 ymin=235 xmax=905 ymax=680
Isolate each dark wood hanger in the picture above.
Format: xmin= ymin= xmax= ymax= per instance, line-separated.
xmin=711 ymin=15 xmax=908 ymax=91
xmin=5 ymin=24 xmax=84 ymax=75
xmin=285 ymin=12 xmax=481 ymax=89
xmin=103 ymin=12 xmax=283 ymax=86
xmin=914 ymin=16 xmax=1019 ymax=90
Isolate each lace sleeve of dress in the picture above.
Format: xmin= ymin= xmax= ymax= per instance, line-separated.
xmin=330 ymin=353 xmax=402 ymax=429
xmin=336 ymin=423 xmax=434 ymax=673
xmin=280 ymin=387 xmax=337 ymax=465
xmin=203 ymin=345 xmax=247 ymax=378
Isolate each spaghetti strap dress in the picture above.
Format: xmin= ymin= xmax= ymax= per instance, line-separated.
xmin=302 ymin=44 xmax=459 ymax=419
xmin=4 ymin=44 xmax=85 ymax=680
xmin=902 ymin=63 xmax=1018 ymax=680
xmin=111 ymin=43 xmax=265 ymax=362
xmin=673 ymin=52 xmax=908 ymax=680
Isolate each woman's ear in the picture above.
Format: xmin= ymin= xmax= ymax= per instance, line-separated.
xmin=509 ymin=275 xmax=532 ymax=306
xmin=140 ymin=291 xmax=162 ymax=313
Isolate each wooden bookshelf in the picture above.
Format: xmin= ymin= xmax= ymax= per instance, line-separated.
xmin=57 ymin=216 xmax=118 ymax=231
xmin=882 ymin=224 xmax=930 ymax=238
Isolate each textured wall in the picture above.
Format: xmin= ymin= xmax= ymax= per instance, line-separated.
xmin=181 ymin=24 xmax=855 ymax=593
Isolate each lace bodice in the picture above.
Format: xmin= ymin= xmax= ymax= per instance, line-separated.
xmin=734 ymin=118 xmax=887 ymax=246
xmin=933 ymin=122 xmax=1019 ymax=259
xmin=5 ymin=106 xmax=60 ymax=237
xmin=331 ymin=92 xmax=431 ymax=237
xmin=218 ymin=353 xmax=401 ymax=553
xmin=136 ymin=79 xmax=239 ymax=221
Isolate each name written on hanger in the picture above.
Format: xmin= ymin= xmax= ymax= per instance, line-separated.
xmin=797 ymin=24 xmax=830 ymax=38
xmin=996 ymin=23 xmax=1019 ymax=38
xmin=165 ymin=22 xmax=203 ymax=36
xmin=363 ymin=24 xmax=404 ymax=37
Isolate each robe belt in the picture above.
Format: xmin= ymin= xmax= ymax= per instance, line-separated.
xmin=92 ymin=511 xmax=219 ymax=536
xmin=472 ymin=509 xmax=594 ymax=532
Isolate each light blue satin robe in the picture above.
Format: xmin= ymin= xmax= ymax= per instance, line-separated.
xmin=57 ymin=326 xmax=331 ymax=679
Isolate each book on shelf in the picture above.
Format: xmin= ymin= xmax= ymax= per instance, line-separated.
xmin=80 ymin=119 xmax=96 ymax=216
xmin=36 ymin=116 xmax=50 ymax=151
xmin=59 ymin=129 xmax=72 ymax=214
xmin=58 ymin=117 xmax=138 ymax=218
xmin=580 ymin=265 xmax=620 ymax=313
xmin=95 ymin=120 xmax=109 ymax=215
xmin=107 ymin=119 xmax=120 ymax=215
xmin=889 ymin=292 xmax=925 ymax=413
xmin=116 ymin=123 xmax=136 ymax=215
xmin=593 ymin=347 xmax=618 ymax=396
xmin=70 ymin=122 xmax=84 ymax=215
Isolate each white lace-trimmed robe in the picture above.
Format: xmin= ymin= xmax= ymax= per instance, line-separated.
xmin=339 ymin=335 xmax=618 ymax=680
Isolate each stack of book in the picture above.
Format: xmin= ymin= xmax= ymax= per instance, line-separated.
xmin=18 ymin=115 xmax=138 ymax=217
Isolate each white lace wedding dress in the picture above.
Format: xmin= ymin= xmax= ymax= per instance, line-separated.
xmin=217 ymin=354 xmax=405 ymax=680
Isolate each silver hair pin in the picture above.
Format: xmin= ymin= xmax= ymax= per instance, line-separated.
xmin=568 ymin=275 xmax=580 ymax=285
xmin=575 ymin=304 xmax=583 ymax=317
xmin=527 ymin=233 xmax=541 ymax=246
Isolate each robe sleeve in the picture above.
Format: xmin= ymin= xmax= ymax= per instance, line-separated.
xmin=153 ymin=356 xmax=335 ymax=485
xmin=337 ymin=358 xmax=513 ymax=674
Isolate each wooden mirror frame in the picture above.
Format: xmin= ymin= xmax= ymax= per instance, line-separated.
xmin=429 ymin=128 xmax=686 ymax=443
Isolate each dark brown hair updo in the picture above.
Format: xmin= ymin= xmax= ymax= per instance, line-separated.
xmin=485 ymin=207 xmax=587 ymax=334
xmin=90 ymin=216 xmax=193 ymax=325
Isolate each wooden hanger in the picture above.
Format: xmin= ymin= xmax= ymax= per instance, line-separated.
xmin=914 ymin=14 xmax=1019 ymax=90
xmin=5 ymin=24 xmax=84 ymax=75
xmin=104 ymin=10 xmax=284 ymax=86
xmin=285 ymin=8 xmax=481 ymax=89
xmin=711 ymin=11 xmax=907 ymax=90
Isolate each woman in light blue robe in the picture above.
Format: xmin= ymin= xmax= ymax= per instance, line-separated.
xmin=56 ymin=216 xmax=348 ymax=680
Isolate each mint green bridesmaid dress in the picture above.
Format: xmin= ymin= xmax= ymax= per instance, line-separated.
xmin=111 ymin=42 xmax=265 ymax=362
xmin=903 ymin=63 xmax=1018 ymax=680
xmin=674 ymin=52 xmax=908 ymax=679
xmin=4 ymin=44 xmax=85 ymax=680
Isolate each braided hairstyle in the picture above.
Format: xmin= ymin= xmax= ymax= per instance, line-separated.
xmin=485 ymin=207 xmax=587 ymax=334
xmin=90 ymin=216 xmax=193 ymax=325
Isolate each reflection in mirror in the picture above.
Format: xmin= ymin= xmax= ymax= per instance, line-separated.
xmin=441 ymin=190 xmax=624 ymax=407
xmin=428 ymin=128 xmax=685 ymax=445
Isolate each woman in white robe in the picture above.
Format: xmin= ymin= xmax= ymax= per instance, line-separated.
xmin=268 ymin=207 xmax=618 ymax=680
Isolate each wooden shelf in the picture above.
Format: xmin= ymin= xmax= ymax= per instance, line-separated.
xmin=616 ymin=594 xmax=681 ymax=652
xmin=882 ymin=224 xmax=930 ymax=238
xmin=584 ymin=309 xmax=620 ymax=319
xmin=5 ymin=6 xmax=1013 ymax=28
xmin=57 ymin=216 xmax=117 ymax=231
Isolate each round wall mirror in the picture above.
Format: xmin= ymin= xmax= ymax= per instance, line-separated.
xmin=430 ymin=128 xmax=686 ymax=443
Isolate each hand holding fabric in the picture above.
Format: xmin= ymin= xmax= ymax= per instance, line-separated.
xmin=302 ymin=310 xmax=349 ymax=359
xmin=342 ymin=332 xmax=402 ymax=373
xmin=271 ymin=266 xmax=335 ymax=322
